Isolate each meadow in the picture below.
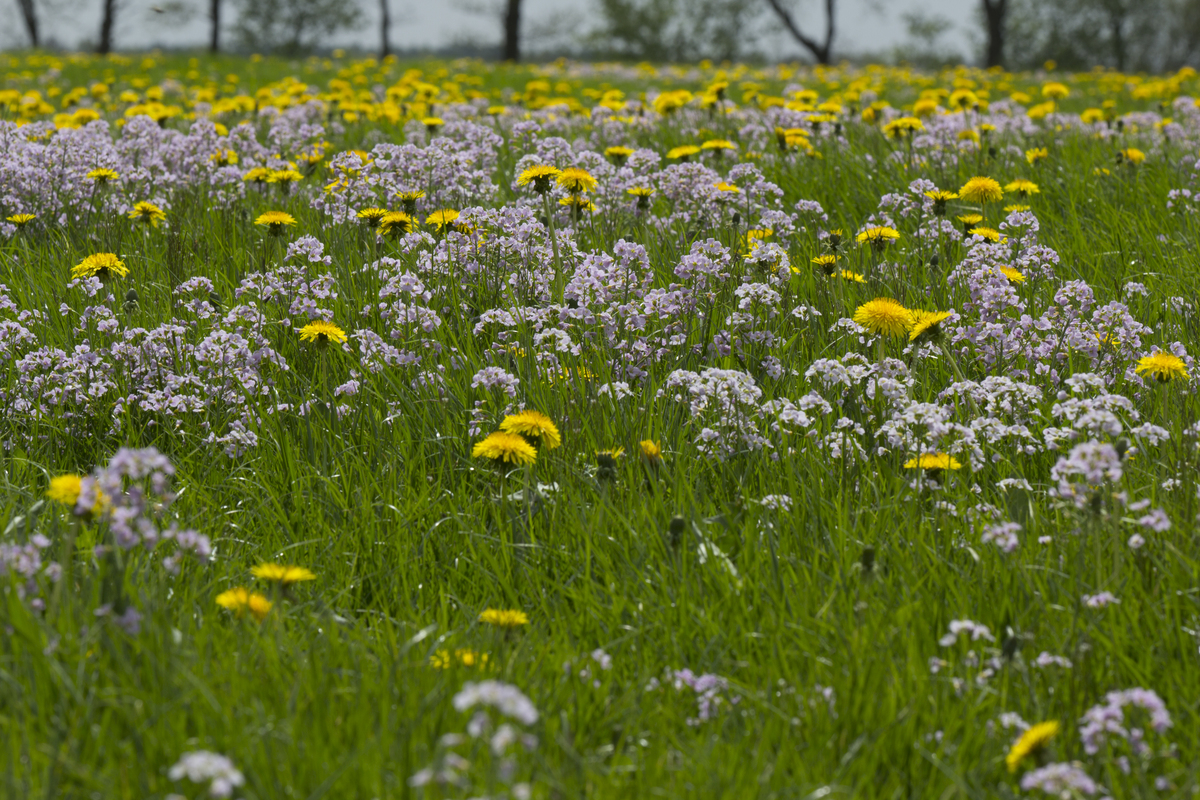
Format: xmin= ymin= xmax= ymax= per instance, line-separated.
xmin=0 ymin=50 xmax=1198 ymax=798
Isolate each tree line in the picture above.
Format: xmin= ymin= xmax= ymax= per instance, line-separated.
xmin=8 ymin=0 xmax=1200 ymax=71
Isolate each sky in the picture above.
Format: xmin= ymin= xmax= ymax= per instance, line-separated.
xmin=1 ymin=0 xmax=980 ymax=60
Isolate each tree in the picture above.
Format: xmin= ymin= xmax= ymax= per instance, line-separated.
xmin=503 ymin=0 xmax=520 ymax=61
xmin=15 ymin=0 xmax=38 ymax=47
xmin=379 ymin=0 xmax=390 ymax=57
xmin=98 ymin=0 xmax=117 ymax=53
xmin=763 ymin=0 xmax=835 ymax=64
xmin=980 ymin=0 xmax=1007 ymax=67
xmin=231 ymin=0 xmax=364 ymax=55
xmin=590 ymin=0 xmax=768 ymax=62
xmin=210 ymin=0 xmax=221 ymax=52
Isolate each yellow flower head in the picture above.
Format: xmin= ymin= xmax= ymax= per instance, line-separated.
xmin=924 ymin=190 xmax=957 ymax=215
xmin=605 ymin=145 xmax=635 ymax=162
xmin=639 ymin=439 xmax=663 ymax=464
xmin=904 ymin=453 xmax=962 ymax=471
xmin=882 ymin=116 xmax=924 ymax=139
xmin=812 ymin=254 xmax=839 ymax=275
xmin=425 ymin=208 xmax=461 ymax=232
xmin=7 ymin=213 xmax=36 ymax=227
xmin=1042 ymin=82 xmax=1070 ymax=99
xmin=853 ymin=298 xmax=911 ymax=337
xmin=666 ymin=144 xmax=701 ymax=160
xmin=268 ymin=168 xmax=303 ymax=184
xmin=298 ymin=320 xmax=348 ymax=345
xmin=701 ymin=139 xmax=736 ymax=151
xmin=969 ymin=226 xmax=1003 ymax=242
xmin=908 ymin=310 xmax=953 ymax=343
xmin=714 ymin=181 xmax=740 ymax=194
xmin=242 ymin=167 xmax=272 ymax=184
xmin=557 ymin=168 xmax=598 ymax=194
xmin=472 ymin=431 xmax=538 ymax=465
xmin=251 ymin=563 xmax=316 ymax=585
xmin=1006 ymin=721 xmax=1060 ymax=773
xmin=500 ymin=409 xmax=562 ymax=449
xmin=1025 ymin=147 xmax=1049 ymax=165
xmin=430 ymin=648 xmax=490 ymax=669
xmin=72 ymin=253 xmax=128 ymax=281
xmin=999 ymin=266 xmax=1026 ymax=284
xmin=559 ymin=195 xmax=595 ymax=213
xmin=216 ymin=587 xmax=272 ymax=621
xmin=959 ymin=176 xmax=1003 ymax=204
xmin=517 ymin=164 xmax=561 ymax=192
xmin=1005 ymin=179 xmax=1040 ymax=197
xmin=1135 ymin=352 xmax=1188 ymax=383
xmin=46 ymin=474 xmax=83 ymax=506
xmin=856 ymin=226 xmax=900 ymax=252
xmin=254 ymin=211 xmax=296 ymax=235
xmin=957 ymin=213 xmax=984 ymax=231
xmin=356 ymin=207 xmax=389 ymax=227
xmin=87 ymin=167 xmax=119 ymax=184
xmin=478 ymin=608 xmax=529 ymax=628
xmin=128 ymin=201 xmax=166 ymax=227
xmin=1118 ymin=147 xmax=1146 ymax=165
xmin=379 ymin=211 xmax=416 ymax=237
xmin=422 ymin=116 xmax=444 ymax=130
xmin=838 ymin=269 xmax=866 ymax=283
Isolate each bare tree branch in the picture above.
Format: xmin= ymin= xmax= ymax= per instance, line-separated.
xmin=763 ymin=0 xmax=835 ymax=64
xmin=15 ymin=0 xmax=39 ymax=47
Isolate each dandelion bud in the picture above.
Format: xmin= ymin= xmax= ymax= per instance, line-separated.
xmin=123 ymin=288 xmax=139 ymax=310
xmin=668 ymin=515 xmax=686 ymax=548
xmin=860 ymin=546 xmax=875 ymax=575
xmin=1114 ymin=438 xmax=1130 ymax=461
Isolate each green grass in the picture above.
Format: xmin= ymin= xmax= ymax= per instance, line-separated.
xmin=1 ymin=54 xmax=1199 ymax=799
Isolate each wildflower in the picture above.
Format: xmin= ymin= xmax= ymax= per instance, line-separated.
xmin=46 ymin=474 xmax=83 ymax=506
xmin=713 ymin=181 xmax=740 ymax=194
xmin=1006 ymin=721 xmax=1060 ymax=772
xmin=1118 ymin=147 xmax=1145 ymax=165
xmin=254 ymin=210 xmax=296 ymax=236
xmin=72 ymin=253 xmax=128 ymax=281
xmin=824 ymin=229 xmax=844 ymax=251
xmin=559 ymin=195 xmax=595 ymax=213
xmin=1042 ymin=82 xmax=1069 ymax=99
xmin=639 ymin=439 xmax=663 ymax=465
xmin=604 ymin=145 xmax=634 ymax=163
xmin=356 ymin=207 xmax=389 ymax=228
xmin=127 ymin=201 xmax=166 ymax=227
xmin=1004 ymin=204 xmax=1030 ymax=213
xmin=268 ymin=168 xmax=303 ymax=185
xmin=479 ymin=608 xmax=529 ymax=628
xmin=422 ymin=116 xmax=444 ymax=131
xmin=500 ymin=409 xmax=562 ymax=449
xmin=1019 ymin=763 xmax=1098 ymax=797
xmin=395 ymin=190 xmax=425 ymax=214
xmin=838 ymin=269 xmax=866 ymax=283
xmin=853 ymin=298 xmax=911 ymax=337
xmin=882 ymin=116 xmax=924 ymax=138
xmin=517 ymin=164 xmax=561 ymax=193
xmin=999 ymin=266 xmax=1026 ymax=283
xmin=557 ymin=168 xmax=598 ymax=193
xmin=251 ymin=563 xmax=316 ymax=585
xmin=472 ymin=432 xmax=537 ymax=465
xmin=924 ymin=190 xmax=957 ymax=215
xmin=169 ymin=751 xmax=245 ymax=799
xmin=7 ymin=213 xmax=36 ymax=227
xmin=956 ymin=213 xmax=984 ymax=233
xmin=1025 ymin=147 xmax=1049 ymax=165
xmin=242 ymin=167 xmax=272 ymax=184
xmin=298 ymin=320 xmax=348 ymax=345
xmin=1005 ymin=179 xmax=1040 ymax=198
xmin=701 ymin=139 xmax=736 ymax=152
xmin=86 ymin=167 xmax=119 ymax=184
xmin=431 ymin=648 xmax=489 ymax=669
xmin=666 ymin=144 xmax=701 ymax=160
xmin=379 ymin=211 xmax=415 ymax=237
xmin=210 ymin=148 xmax=238 ymax=166
xmin=856 ymin=226 xmax=900 ymax=252
xmin=1135 ymin=351 xmax=1188 ymax=382
xmin=904 ymin=453 xmax=963 ymax=472
xmin=215 ymin=587 xmax=272 ymax=621
xmin=812 ymin=254 xmax=839 ymax=276
xmin=627 ymin=186 xmax=655 ymax=209
xmin=969 ymin=226 xmax=1002 ymax=242
xmin=908 ymin=310 xmax=953 ymax=343
xmin=958 ymin=176 xmax=1003 ymax=204
xmin=425 ymin=208 xmax=461 ymax=232
xmin=452 ymin=680 xmax=539 ymax=725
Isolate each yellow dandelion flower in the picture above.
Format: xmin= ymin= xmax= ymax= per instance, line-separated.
xmin=379 ymin=211 xmax=416 ymax=237
xmin=425 ymin=208 xmax=461 ymax=232
xmin=559 ymin=195 xmax=594 ymax=212
xmin=904 ymin=453 xmax=962 ymax=471
xmin=959 ymin=176 xmax=1003 ymax=204
xmin=1135 ymin=352 xmax=1188 ymax=383
xmin=1118 ymin=147 xmax=1146 ymax=165
xmin=666 ymin=144 xmax=701 ymax=160
xmin=1006 ymin=721 xmax=1060 ymax=773
xmin=714 ymin=181 xmax=741 ymax=194
xmin=838 ymin=269 xmax=866 ymax=283
xmin=924 ymin=190 xmax=957 ymax=215
xmin=1042 ymin=82 xmax=1069 ymax=99
xmin=557 ymin=168 xmax=598 ymax=193
xmin=1005 ymin=179 xmax=1040 ymax=197
xmin=298 ymin=320 xmax=347 ymax=345
xmin=254 ymin=211 xmax=296 ymax=236
xmin=882 ymin=116 xmax=924 ymax=139
xmin=251 ymin=563 xmax=317 ymax=585
xmin=856 ymin=226 xmax=900 ymax=252
xmin=87 ymin=167 xmax=119 ymax=184
xmin=1004 ymin=204 xmax=1031 ymax=213
xmin=430 ymin=648 xmax=490 ymax=669
xmin=701 ymin=138 xmax=736 ymax=151
xmin=853 ymin=298 xmax=911 ymax=337
xmin=812 ymin=254 xmax=839 ymax=275
xmin=71 ymin=252 xmax=128 ymax=281
xmin=969 ymin=226 xmax=1003 ymax=242
xmin=422 ymin=116 xmax=444 ymax=130
xmin=639 ymin=439 xmax=663 ymax=464
xmin=267 ymin=168 xmax=304 ymax=184
xmin=908 ymin=310 xmax=953 ymax=343
xmin=472 ymin=432 xmax=538 ymax=465
xmin=605 ymin=145 xmax=635 ymax=162
xmin=517 ymin=164 xmax=561 ymax=193
xmin=128 ymin=201 xmax=166 ymax=227
xmin=7 ymin=213 xmax=36 ymax=228
xmin=500 ymin=409 xmax=562 ymax=449
xmin=999 ymin=266 xmax=1026 ymax=283
xmin=46 ymin=474 xmax=83 ymax=506
xmin=216 ymin=587 xmax=272 ymax=622
xmin=356 ymin=207 xmax=389 ymax=227
xmin=1025 ymin=147 xmax=1049 ymax=165
xmin=242 ymin=167 xmax=272 ymax=184
xmin=478 ymin=608 xmax=529 ymax=628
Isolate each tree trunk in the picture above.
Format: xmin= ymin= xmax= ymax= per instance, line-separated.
xmin=1110 ymin=11 xmax=1125 ymax=71
xmin=379 ymin=0 xmax=390 ymax=58
xmin=98 ymin=0 xmax=116 ymax=54
xmin=763 ymin=0 xmax=835 ymax=64
xmin=982 ymin=0 xmax=1007 ymax=68
xmin=503 ymin=0 xmax=520 ymax=62
xmin=209 ymin=0 xmax=220 ymax=52
xmin=16 ymin=0 xmax=38 ymax=47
